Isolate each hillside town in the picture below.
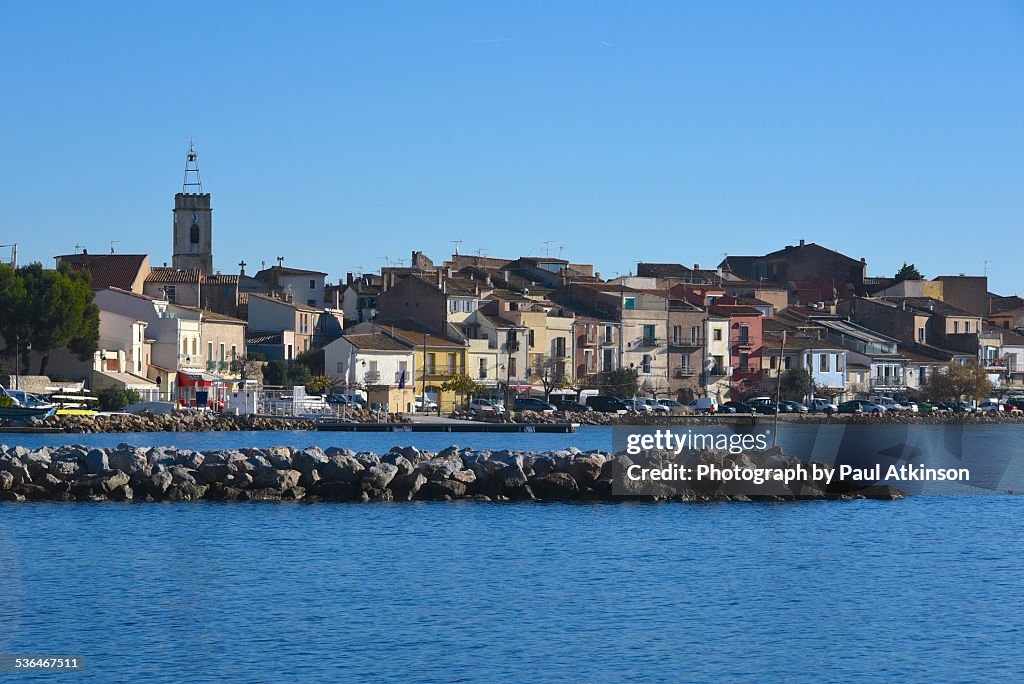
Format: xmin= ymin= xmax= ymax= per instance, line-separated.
xmin=2 ymin=149 xmax=1022 ymax=415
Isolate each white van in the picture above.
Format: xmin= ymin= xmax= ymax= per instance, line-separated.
xmin=687 ymin=397 xmax=718 ymax=413
xmin=805 ymin=397 xmax=838 ymax=413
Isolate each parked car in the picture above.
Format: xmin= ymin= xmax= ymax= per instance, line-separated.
xmin=806 ymin=397 xmax=838 ymax=414
xmin=872 ymin=397 xmax=911 ymax=412
xmin=586 ymin=395 xmax=630 ymax=413
xmin=783 ymin=401 xmax=808 ymax=413
xmin=655 ymin=399 xmax=684 ymax=411
xmin=550 ymin=397 xmax=590 ymax=412
xmin=512 ymin=396 xmax=557 ymax=412
xmin=838 ymin=399 xmax=886 ymax=415
xmin=469 ymin=398 xmax=504 ymax=414
xmin=414 ymin=395 xmax=438 ymax=411
xmin=746 ymin=398 xmax=781 ymax=415
xmin=627 ymin=397 xmax=669 ymax=414
xmin=721 ymin=401 xmax=754 ymax=414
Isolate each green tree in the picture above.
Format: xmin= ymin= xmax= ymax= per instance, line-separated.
xmin=529 ymin=356 xmax=569 ymax=400
xmin=96 ymin=387 xmax=141 ymax=411
xmin=295 ymin=348 xmax=324 ymax=375
xmin=603 ymin=367 xmax=639 ymax=399
xmin=924 ymin=362 xmax=993 ymax=402
xmin=779 ymin=368 xmax=814 ymax=401
xmin=441 ymin=372 xmax=481 ymax=410
xmin=3 ymin=263 xmax=99 ymax=376
xmin=894 ymin=263 xmax=923 ymax=282
xmin=306 ymin=374 xmax=338 ymax=395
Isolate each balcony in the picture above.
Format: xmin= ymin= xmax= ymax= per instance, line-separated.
xmin=206 ymin=361 xmax=216 ymax=371
xmin=631 ymin=337 xmax=661 ymax=349
xmin=218 ymin=361 xmax=229 ymax=372
xmin=871 ymin=377 xmax=906 ymax=389
xmin=669 ymin=336 xmax=703 ymax=349
xmin=364 ymin=370 xmax=381 ymax=384
xmin=674 ymin=366 xmax=696 ymax=378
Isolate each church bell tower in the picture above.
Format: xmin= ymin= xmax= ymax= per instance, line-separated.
xmin=172 ymin=141 xmax=213 ymax=274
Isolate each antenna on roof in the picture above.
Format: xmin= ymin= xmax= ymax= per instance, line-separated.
xmin=110 ymin=240 xmax=119 ymax=254
xmin=182 ymin=139 xmax=203 ymax=193
xmin=558 ymin=244 xmax=565 ymax=259
xmin=474 ymin=248 xmax=488 ymax=257
xmin=451 ymin=240 xmax=462 ymax=255
xmin=276 ymin=256 xmax=284 ymax=268
xmin=541 ymin=240 xmax=554 ymax=257
xmin=379 ymin=256 xmax=391 ymax=267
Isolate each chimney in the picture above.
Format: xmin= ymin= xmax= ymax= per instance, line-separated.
xmin=437 ymin=269 xmax=443 ymax=289
xmin=799 ymin=239 xmax=805 ymax=247
xmin=693 ymin=264 xmax=700 ymax=271
xmin=346 ymin=272 xmax=354 ymax=286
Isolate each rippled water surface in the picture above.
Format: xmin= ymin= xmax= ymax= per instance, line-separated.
xmin=1 ymin=497 xmax=1022 ymax=682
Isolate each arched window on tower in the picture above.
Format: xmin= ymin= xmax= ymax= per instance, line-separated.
xmin=190 ymin=225 xmax=200 ymax=244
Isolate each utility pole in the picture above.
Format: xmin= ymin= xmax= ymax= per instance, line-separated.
xmin=773 ymin=331 xmax=786 ymax=448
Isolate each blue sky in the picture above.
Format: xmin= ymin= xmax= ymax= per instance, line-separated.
xmin=2 ymin=1 xmax=1022 ymax=293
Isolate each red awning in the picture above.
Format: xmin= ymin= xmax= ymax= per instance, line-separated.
xmin=176 ymin=371 xmax=221 ymax=388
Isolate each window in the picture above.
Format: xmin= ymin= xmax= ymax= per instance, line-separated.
xmin=337 ymin=361 xmax=344 ymax=373
xmin=713 ymin=328 xmax=722 ymax=341
xmin=219 ymin=343 xmax=225 ymax=362
xmin=479 ymin=358 xmax=488 ymax=379
xmin=190 ymin=225 xmax=199 ymax=244
xmin=449 ymin=299 xmax=458 ymax=313
xmin=643 ymin=325 xmax=656 ymax=343
xmin=691 ymin=326 xmax=700 ymax=344
xmin=554 ymin=337 xmax=566 ymax=358
xmin=182 ymin=338 xmax=188 ymax=356
xmin=585 ymin=349 xmax=594 ymax=372
xmin=641 ymin=354 xmax=652 ymax=374
xmin=784 ymin=356 xmax=792 ymax=370
xmin=398 ymin=360 xmax=408 ymax=383
xmin=739 ymin=352 xmax=749 ymax=372
xmin=307 ymin=299 xmax=317 ymax=307
xmin=164 ymin=285 xmax=176 ymax=303
xmin=820 ymin=354 xmax=830 ymax=372
xmin=426 ymin=353 xmax=436 ymax=374
xmin=528 ymin=329 xmax=535 ymax=348
xmin=624 ymin=297 xmax=635 ymax=310
xmin=672 ymin=325 xmax=681 ymax=344
xmin=738 ymin=324 xmax=749 ymax=343
xmin=770 ymin=355 xmax=777 ymax=370
xmin=954 ymin=321 xmax=959 ymax=333
xmin=605 ymin=326 xmax=613 ymax=343
xmin=509 ymin=357 xmax=517 ymax=377
xmin=602 ymin=349 xmax=614 ymax=372
xmin=965 ymin=321 xmax=971 ymax=333
xmin=231 ymin=345 xmax=237 ymax=361
xmin=207 ymin=342 xmax=213 ymax=362
xmin=447 ymin=353 xmax=457 ymax=375
xmin=309 ymin=279 xmax=316 ymax=290
xmin=192 ymin=338 xmax=197 ymax=356
xmin=918 ymin=327 xmax=926 ymax=343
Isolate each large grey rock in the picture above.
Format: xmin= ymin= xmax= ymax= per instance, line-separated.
xmin=0 ymin=470 xmax=13 ymax=491
xmin=362 ymin=463 xmax=399 ymax=490
xmin=529 ymin=472 xmax=580 ymax=500
xmin=198 ymin=462 xmax=231 ymax=484
xmin=416 ymin=479 xmax=467 ymax=500
xmin=292 ymin=447 xmax=329 ymax=476
xmin=320 ymin=455 xmax=365 ymax=484
xmin=165 ymin=482 xmax=208 ymax=501
xmin=389 ymin=471 xmax=426 ymax=501
xmin=108 ymin=447 xmax=148 ymax=474
xmin=493 ymin=463 xmax=528 ymax=490
xmin=85 ymin=449 xmax=108 ymax=474
xmin=1 ymin=457 xmax=32 ymax=486
xmin=253 ymin=469 xmax=302 ymax=491
xmin=144 ymin=470 xmax=173 ymax=496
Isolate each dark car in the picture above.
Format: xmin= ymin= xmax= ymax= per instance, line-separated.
xmin=721 ymin=401 xmax=754 ymax=414
xmin=746 ymin=398 xmax=780 ymax=415
xmin=837 ymin=400 xmax=862 ymax=414
xmin=549 ymin=396 xmax=588 ymax=412
xmin=585 ymin=395 xmax=630 ymax=413
xmin=512 ymin=396 xmax=557 ymax=412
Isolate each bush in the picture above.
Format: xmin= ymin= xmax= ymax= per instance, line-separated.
xmin=97 ymin=387 xmax=141 ymax=411
xmin=0 ymin=395 xmax=14 ymax=408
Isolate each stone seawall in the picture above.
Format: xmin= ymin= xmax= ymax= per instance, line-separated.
xmin=0 ymin=444 xmax=903 ymax=503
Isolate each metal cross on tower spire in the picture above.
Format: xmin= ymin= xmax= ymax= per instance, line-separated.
xmin=182 ymin=139 xmax=204 ymax=193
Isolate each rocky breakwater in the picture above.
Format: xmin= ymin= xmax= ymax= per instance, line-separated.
xmin=10 ymin=409 xmax=410 ymax=433
xmin=0 ymin=443 xmax=904 ymax=503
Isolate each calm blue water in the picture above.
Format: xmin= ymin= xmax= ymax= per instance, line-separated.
xmin=1 ymin=498 xmax=1022 ymax=682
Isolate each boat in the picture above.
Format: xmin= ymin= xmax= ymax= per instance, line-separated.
xmin=0 ymin=385 xmax=58 ymax=420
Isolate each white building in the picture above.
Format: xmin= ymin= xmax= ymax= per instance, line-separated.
xmin=324 ymin=332 xmax=416 ymax=413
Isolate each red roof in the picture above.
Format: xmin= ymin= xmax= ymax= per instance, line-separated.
xmin=58 ymin=254 xmax=148 ymax=291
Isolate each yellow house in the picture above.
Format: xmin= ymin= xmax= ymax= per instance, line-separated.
xmin=377 ymin=324 xmax=468 ymax=413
